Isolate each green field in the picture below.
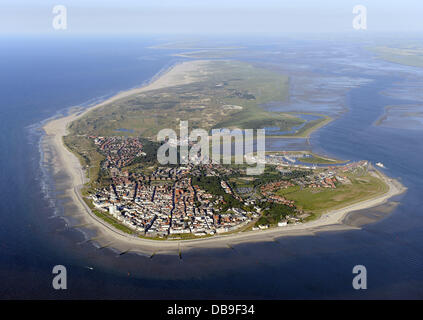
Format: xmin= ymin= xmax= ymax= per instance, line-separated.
xmin=370 ymin=46 xmax=423 ymax=68
xmin=276 ymin=172 xmax=388 ymax=216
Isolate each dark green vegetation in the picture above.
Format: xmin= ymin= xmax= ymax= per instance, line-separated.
xmin=228 ymin=165 xmax=311 ymax=189
xmin=129 ymin=138 xmax=163 ymax=165
xmin=255 ymin=202 xmax=296 ymax=227
xmin=191 ymin=175 xmax=243 ymax=211
xmin=252 ymin=166 xmax=311 ymax=187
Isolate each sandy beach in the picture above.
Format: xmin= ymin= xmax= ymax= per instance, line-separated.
xmin=42 ymin=60 xmax=407 ymax=255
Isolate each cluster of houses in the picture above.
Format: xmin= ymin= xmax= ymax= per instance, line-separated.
xmin=91 ymin=136 xmax=145 ymax=169
xmin=338 ymin=160 xmax=369 ymax=173
xmin=87 ymin=135 xmax=372 ymax=237
xmin=260 ymin=180 xmax=296 ymax=206
xmin=294 ymin=169 xmax=352 ymax=189
xmin=90 ymin=167 xmax=256 ymax=238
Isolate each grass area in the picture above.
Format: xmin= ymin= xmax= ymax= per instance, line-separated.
xmin=370 ymin=46 xmax=423 ymax=68
xmin=229 ymin=176 xmax=256 ymax=188
xmin=255 ymin=202 xmax=296 ymax=227
xmin=92 ymin=210 xmax=135 ymax=235
xmin=82 ymin=197 xmax=135 ymax=235
xmin=298 ymin=153 xmax=347 ymax=165
xmin=63 ymin=135 xmax=106 ymax=186
xmin=267 ymin=113 xmax=333 ymax=138
xmin=276 ymin=172 xmax=388 ymax=215
xmin=294 ymin=115 xmax=332 ymax=137
xmin=166 ymin=232 xmax=213 ymax=240
xmin=67 ymin=60 xmax=304 ymax=139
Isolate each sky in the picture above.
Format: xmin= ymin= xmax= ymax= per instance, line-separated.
xmin=0 ymin=0 xmax=422 ymax=35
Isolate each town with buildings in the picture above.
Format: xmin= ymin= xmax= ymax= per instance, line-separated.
xmin=86 ymin=136 xmax=370 ymax=238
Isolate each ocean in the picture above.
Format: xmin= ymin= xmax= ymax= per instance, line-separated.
xmin=1 ymin=35 xmax=423 ymax=299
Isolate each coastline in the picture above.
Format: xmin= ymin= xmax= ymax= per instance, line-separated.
xmin=42 ymin=61 xmax=407 ymax=254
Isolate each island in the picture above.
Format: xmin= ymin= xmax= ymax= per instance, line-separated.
xmin=43 ymin=60 xmax=406 ymax=251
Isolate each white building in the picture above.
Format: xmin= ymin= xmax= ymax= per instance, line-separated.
xmin=278 ymin=221 xmax=288 ymax=227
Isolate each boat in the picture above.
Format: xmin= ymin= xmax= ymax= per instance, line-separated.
xmin=376 ymin=162 xmax=385 ymax=168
